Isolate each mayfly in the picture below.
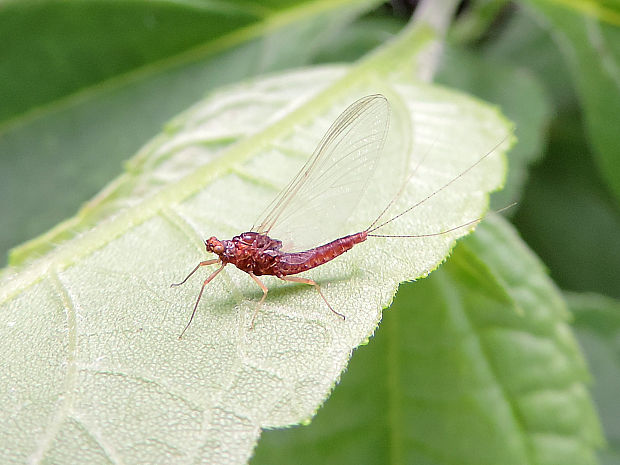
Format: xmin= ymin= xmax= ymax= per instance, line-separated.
xmin=172 ymin=94 xmax=503 ymax=337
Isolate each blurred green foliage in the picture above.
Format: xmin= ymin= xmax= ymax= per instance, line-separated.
xmin=1 ymin=1 xmax=618 ymax=463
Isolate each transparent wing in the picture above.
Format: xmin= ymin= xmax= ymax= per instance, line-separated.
xmin=252 ymin=94 xmax=390 ymax=252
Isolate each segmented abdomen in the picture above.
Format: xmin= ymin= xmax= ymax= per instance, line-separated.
xmin=276 ymin=231 xmax=367 ymax=276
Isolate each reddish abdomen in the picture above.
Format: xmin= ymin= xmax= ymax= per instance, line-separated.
xmin=277 ymin=231 xmax=367 ymax=276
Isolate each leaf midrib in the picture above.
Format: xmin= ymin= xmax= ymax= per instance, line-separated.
xmin=0 ymin=21 xmax=433 ymax=306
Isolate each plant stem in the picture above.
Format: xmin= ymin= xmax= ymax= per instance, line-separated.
xmin=411 ymin=0 xmax=461 ymax=81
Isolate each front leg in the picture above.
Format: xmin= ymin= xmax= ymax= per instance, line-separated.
xmin=171 ymin=259 xmax=220 ymax=287
xmin=178 ymin=263 xmax=225 ymax=339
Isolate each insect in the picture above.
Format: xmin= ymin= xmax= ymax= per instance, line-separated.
xmin=172 ymin=94 xmax=503 ymax=337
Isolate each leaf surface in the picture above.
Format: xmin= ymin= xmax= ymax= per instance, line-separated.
xmin=0 ymin=21 xmax=512 ymax=465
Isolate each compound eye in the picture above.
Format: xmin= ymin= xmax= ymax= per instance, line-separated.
xmin=213 ymin=244 xmax=225 ymax=254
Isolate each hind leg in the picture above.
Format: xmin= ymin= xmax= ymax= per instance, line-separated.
xmin=279 ymin=276 xmax=345 ymax=320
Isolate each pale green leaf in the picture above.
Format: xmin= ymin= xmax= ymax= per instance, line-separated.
xmin=0 ymin=19 xmax=512 ymax=464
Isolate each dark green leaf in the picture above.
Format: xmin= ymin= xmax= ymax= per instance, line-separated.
xmin=0 ymin=0 xmax=377 ymax=261
xmin=436 ymin=45 xmax=551 ymax=207
xmin=568 ymin=291 xmax=620 ymax=465
xmin=253 ymin=217 xmax=603 ymax=465
xmin=522 ymin=0 xmax=620 ymax=203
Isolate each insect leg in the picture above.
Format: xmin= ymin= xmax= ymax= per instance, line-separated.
xmin=279 ymin=276 xmax=345 ymax=320
xmin=248 ymin=272 xmax=268 ymax=330
xmin=171 ymin=259 xmax=220 ymax=287
xmin=179 ymin=263 xmax=225 ymax=339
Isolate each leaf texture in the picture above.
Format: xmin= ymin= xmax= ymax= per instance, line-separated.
xmin=0 ymin=31 xmax=512 ymax=465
